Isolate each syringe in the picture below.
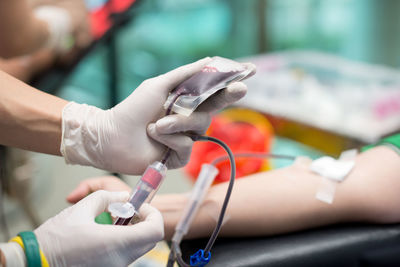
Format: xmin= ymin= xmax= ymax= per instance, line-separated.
xmin=111 ymin=161 xmax=167 ymax=225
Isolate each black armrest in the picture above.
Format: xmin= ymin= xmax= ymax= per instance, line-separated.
xmin=180 ymin=223 xmax=400 ymax=267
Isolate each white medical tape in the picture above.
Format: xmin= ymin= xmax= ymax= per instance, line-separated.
xmin=311 ymin=149 xmax=357 ymax=204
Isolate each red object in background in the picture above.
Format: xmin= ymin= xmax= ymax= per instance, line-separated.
xmin=90 ymin=6 xmax=111 ymax=39
xmin=89 ymin=0 xmax=137 ymax=39
xmin=185 ymin=114 xmax=273 ymax=184
xmin=109 ymin=0 xmax=135 ymax=12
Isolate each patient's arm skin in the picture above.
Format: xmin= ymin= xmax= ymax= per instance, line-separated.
xmin=0 ymin=70 xmax=68 ymax=154
xmin=167 ymin=145 xmax=400 ymax=239
xmin=67 ymin=146 xmax=400 ymax=240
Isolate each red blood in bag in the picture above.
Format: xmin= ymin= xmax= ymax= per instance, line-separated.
xmin=173 ymin=71 xmax=240 ymax=97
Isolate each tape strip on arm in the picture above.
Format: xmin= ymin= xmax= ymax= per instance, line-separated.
xmin=311 ymin=149 xmax=357 ymax=204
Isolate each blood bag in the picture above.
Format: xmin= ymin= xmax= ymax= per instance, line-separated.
xmin=164 ymin=56 xmax=256 ymax=116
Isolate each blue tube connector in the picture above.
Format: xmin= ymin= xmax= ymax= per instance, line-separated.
xmin=190 ymin=249 xmax=211 ymax=267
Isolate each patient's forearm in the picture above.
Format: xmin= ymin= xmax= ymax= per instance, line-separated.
xmin=156 ymin=163 xmax=342 ymax=239
xmin=0 ymin=70 xmax=67 ymax=154
xmin=155 ymin=146 xmax=400 ymax=239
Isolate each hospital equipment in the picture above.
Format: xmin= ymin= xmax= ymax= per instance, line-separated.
xmin=111 ymin=161 xmax=167 ymax=225
xmin=111 ymin=57 xmax=254 ymax=226
xmin=109 ymin=57 xmax=255 ymax=265
xmin=164 ymin=57 xmax=255 ymax=116
xmin=110 ymin=135 xmax=238 ymax=265
xmin=238 ymin=51 xmax=400 ymax=144
xmin=167 ymin=152 xmax=296 ymax=267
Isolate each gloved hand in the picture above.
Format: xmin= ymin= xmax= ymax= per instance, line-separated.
xmin=35 ymin=190 xmax=164 ymax=267
xmin=61 ymin=58 xmax=250 ymax=174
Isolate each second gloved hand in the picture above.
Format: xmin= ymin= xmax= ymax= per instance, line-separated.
xmin=35 ymin=191 xmax=164 ymax=267
xmin=61 ymin=58 xmax=249 ymax=174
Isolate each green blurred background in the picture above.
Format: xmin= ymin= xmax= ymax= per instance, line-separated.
xmin=58 ymin=0 xmax=400 ymax=108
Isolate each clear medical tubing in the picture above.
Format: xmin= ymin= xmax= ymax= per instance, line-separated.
xmin=172 ymin=164 xmax=219 ymax=245
xmin=167 ymin=151 xmax=297 ymax=267
xmin=192 ymin=135 xmax=235 ymax=254
xmin=167 ymin=135 xmax=236 ymax=267
xmin=211 ymin=152 xmax=296 ymax=165
xmin=114 ymin=161 xmax=167 ymax=225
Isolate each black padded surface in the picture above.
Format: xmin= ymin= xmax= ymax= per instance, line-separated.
xmin=180 ymin=223 xmax=400 ymax=267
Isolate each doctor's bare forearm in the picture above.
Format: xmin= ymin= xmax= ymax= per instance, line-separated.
xmin=155 ymin=146 xmax=400 ymax=239
xmin=0 ymin=70 xmax=67 ymax=155
xmin=0 ymin=0 xmax=49 ymax=58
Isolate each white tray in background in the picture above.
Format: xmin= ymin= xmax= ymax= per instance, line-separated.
xmin=237 ymin=51 xmax=400 ymax=143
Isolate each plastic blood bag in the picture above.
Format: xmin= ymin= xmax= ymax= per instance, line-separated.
xmin=164 ymin=56 xmax=256 ymax=116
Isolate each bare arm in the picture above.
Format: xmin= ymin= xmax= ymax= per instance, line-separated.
xmin=0 ymin=70 xmax=68 ymax=154
xmin=153 ymin=146 xmax=400 ymax=239
xmin=66 ymin=146 xmax=400 ymax=239
xmin=0 ymin=0 xmax=49 ymax=58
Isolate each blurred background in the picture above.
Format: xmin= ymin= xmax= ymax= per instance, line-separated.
xmin=1 ymin=0 xmax=400 ymax=265
xmin=57 ymin=0 xmax=400 ymax=106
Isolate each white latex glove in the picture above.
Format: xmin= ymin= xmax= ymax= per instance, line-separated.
xmin=61 ymin=58 xmax=249 ymax=174
xmin=34 ymin=191 xmax=164 ymax=267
